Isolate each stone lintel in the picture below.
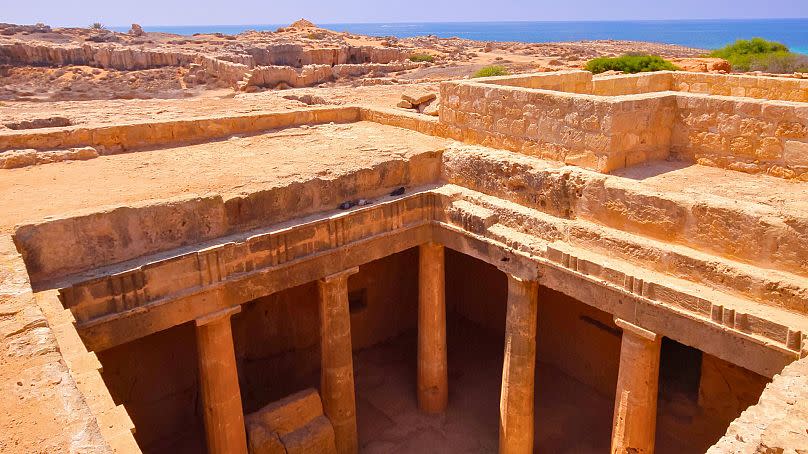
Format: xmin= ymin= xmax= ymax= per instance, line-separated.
xmin=195 ymin=305 xmax=241 ymax=327
xmin=614 ymin=318 xmax=658 ymax=342
xmin=433 ymin=222 xmax=539 ymax=281
xmin=320 ymin=267 xmax=360 ymax=283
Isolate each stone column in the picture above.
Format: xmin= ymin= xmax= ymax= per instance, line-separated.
xmin=418 ymin=242 xmax=448 ymax=413
xmin=499 ymin=275 xmax=539 ymax=454
xmin=318 ymin=267 xmax=359 ymax=454
xmin=611 ymin=318 xmax=662 ymax=454
xmin=195 ymin=306 xmax=247 ymax=454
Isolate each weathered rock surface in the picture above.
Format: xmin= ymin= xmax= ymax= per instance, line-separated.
xmin=128 ymin=23 xmax=144 ymax=37
xmin=402 ymin=88 xmax=437 ymax=105
xmin=708 ymin=357 xmax=808 ymax=453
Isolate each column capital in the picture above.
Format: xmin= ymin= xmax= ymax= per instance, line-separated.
xmin=320 ymin=267 xmax=360 ymax=283
xmin=614 ymin=318 xmax=658 ymax=342
xmin=497 ymin=263 xmax=541 ymax=283
xmin=195 ymin=305 xmax=241 ymax=327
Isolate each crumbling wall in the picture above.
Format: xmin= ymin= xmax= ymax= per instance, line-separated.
xmin=708 ymin=356 xmax=808 ymax=453
xmin=243 ymin=62 xmax=422 ymax=89
xmin=0 ymin=42 xmax=197 ymax=69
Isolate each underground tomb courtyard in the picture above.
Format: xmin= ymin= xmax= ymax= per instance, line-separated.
xmin=1 ymin=71 xmax=807 ymax=453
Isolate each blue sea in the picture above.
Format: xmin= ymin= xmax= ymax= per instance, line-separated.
xmin=111 ymin=19 xmax=808 ymax=54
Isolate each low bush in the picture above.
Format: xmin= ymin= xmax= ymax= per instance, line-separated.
xmin=710 ymin=38 xmax=807 ymax=73
xmin=585 ymin=54 xmax=679 ymax=74
xmin=409 ymin=53 xmax=435 ymax=63
xmin=472 ymin=65 xmax=508 ymax=78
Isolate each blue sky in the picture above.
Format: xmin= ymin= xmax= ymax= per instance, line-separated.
xmin=3 ymin=0 xmax=807 ymax=26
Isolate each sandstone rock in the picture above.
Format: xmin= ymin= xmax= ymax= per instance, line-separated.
xmin=423 ymin=101 xmax=440 ymax=116
xmin=289 ymin=19 xmax=316 ymax=29
xmin=128 ymin=24 xmax=144 ymax=37
xmin=0 ymin=147 xmax=99 ymax=169
xmin=401 ymin=89 xmax=436 ymax=106
xmin=397 ymin=100 xmax=413 ymax=109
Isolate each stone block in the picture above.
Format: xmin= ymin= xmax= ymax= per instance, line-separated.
xmin=246 ymin=388 xmax=324 ymax=437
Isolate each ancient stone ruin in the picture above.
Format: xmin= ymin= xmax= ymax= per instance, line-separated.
xmin=1 ymin=69 xmax=807 ymax=454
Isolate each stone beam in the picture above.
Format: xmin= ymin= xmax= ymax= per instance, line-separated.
xmin=78 ymin=223 xmax=431 ymax=351
xmin=539 ymin=261 xmax=794 ymax=378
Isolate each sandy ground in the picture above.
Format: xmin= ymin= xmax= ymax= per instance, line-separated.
xmin=0 ymin=121 xmax=448 ymax=233
xmin=0 ymin=84 xmax=439 ymax=129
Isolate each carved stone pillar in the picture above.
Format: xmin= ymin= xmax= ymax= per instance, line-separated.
xmin=418 ymin=242 xmax=448 ymax=413
xmin=499 ymin=275 xmax=538 ymax=454
xmin=611 ymin=318 xmax=662 ymax=454
xmin=195 ymin=306 xmax=247 ymax=454
xmin=318 ymin=268 xmax=359 ymax=454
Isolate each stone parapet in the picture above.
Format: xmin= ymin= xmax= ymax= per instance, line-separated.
xmin=439 ymin=70 xmax=808 ymax=179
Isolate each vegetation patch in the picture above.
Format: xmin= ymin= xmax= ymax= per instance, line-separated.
xmin=472 ymin=65 xmax=508 ymax=78
xmin=710 ymin=38 xmax=808 ymax=73
xmin=585 ymin=54 xmax=679 ymax=74
xmin=409 ymin=53 xmax=435 ymax=63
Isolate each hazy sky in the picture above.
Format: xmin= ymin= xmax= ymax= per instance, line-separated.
xmin=3 ymin=0 xmax=807 ymax=26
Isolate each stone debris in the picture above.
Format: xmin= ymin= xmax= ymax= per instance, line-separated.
xmin=128 ymin=24 xmax=144 ymax=37
xmin=398 ymin=89 xmax=439 ymax=116
xmin=401 ymin=88 xmax=436 ymax=105
xmin=0 ymin=147 xmax=99 ymax=169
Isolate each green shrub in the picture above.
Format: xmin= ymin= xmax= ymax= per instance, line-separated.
xmin=409 ymin=53 xmax=435 ymax=63
xmin=472 ymin=65 xmax=508 ymax=78
xmin=709 ymin=38 xmax=806 ymax=72
xmin=90 ymin=22 xmax=105 ymax=30
xmin=585 ymin=54 xmax=679 ymax=74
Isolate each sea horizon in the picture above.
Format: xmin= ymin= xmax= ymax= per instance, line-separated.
xmin=108 ymin=18 xmax=808 ymax=54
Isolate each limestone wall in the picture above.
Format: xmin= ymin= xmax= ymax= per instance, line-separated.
xmin=439 ymin=78 xmax=675 ymax=172
xmin=708 ymin=355 xmax=808 ymax=453
xmin=672 ymin=72 xmax=808 ymax=102
xmin=0 ymin=106 xmax=361 ymax=153
xmin=0 ymin=42 xmax=198 ymax=69
xmin=245 ymin=62 xmax=424 ymax=89
xmin=478 ymin=70 xmax=593 ymax=93
xmin=439 ymin=71 xmax=808 ymax=178
xmin=592 ymin=72 xmax=673 ymax=95
xmin=671 ymin=94 xmax=808 ymax=179
xmin=244 ymin=44 xmax=407 ymax=67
